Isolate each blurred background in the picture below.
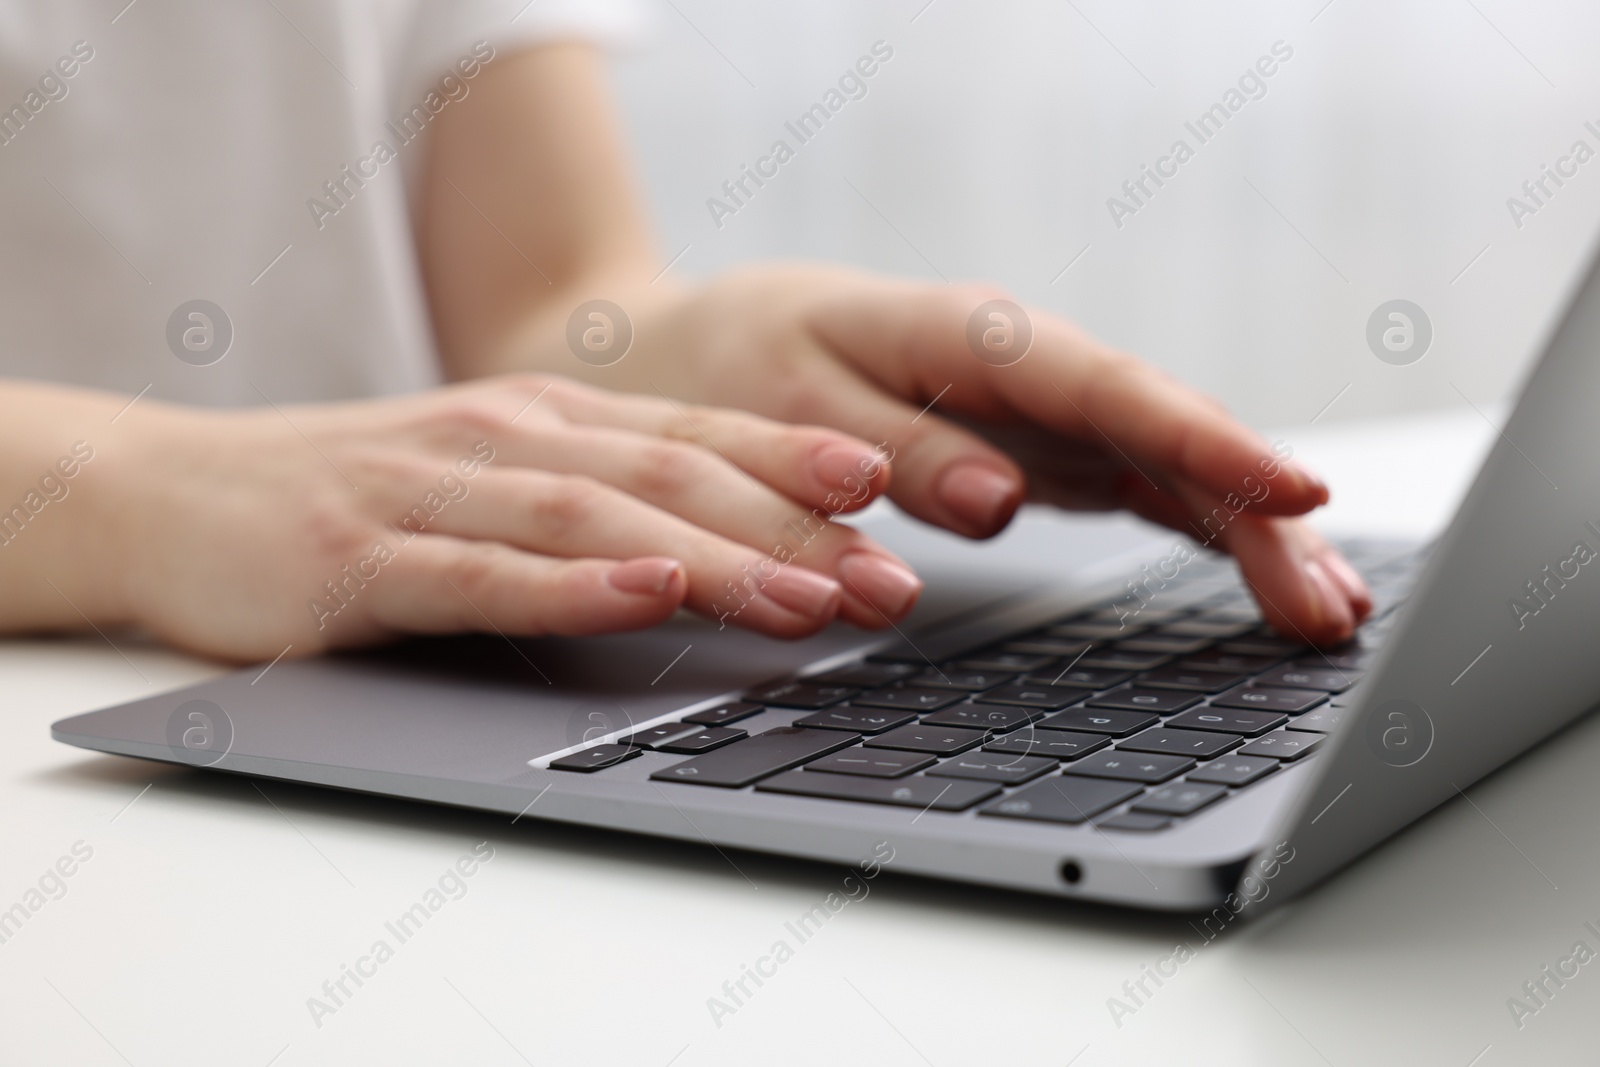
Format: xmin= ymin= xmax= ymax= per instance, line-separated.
xmin=606 ymin=0 xmax=1600 ymax=429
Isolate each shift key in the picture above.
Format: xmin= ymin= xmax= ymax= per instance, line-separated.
xmin=651 ymin=727 xmax=859 ymax=788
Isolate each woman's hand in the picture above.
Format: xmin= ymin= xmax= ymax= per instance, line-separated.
xmin=500 ymin=266 xmax=1371 ymax=646
xmin=688 ymin=266 xmax=1371 ymax=645
xmin=1 ymin=376 xmax=921 ymax=661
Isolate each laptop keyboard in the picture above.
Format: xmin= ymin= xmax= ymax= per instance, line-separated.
xmin=550 ymin=539 xmax=1423 ymax=833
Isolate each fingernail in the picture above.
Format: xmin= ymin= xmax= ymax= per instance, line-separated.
xmin=608 ymin=557 xmax=683 ymax=596
xmin=1305 ymin=559 xmax=1354 ymax=635
xmin=936 ymin=463 xmax=1021 ymax=533
xmin=1289 ymin=461 xmax=1330 ymax=504
xmin=812 ymin=444 xmax=882 ymax=495
xmin=1321 ymin=553 xmax=1373 ymax=616
xmin=759 ymin=566 xmax=842 ymax=619
xmin=838 ymin=552 xmax=923 ymax=619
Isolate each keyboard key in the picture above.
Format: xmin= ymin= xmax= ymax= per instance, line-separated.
xmin=979 ymin=776 xmax=1143 ymax=824
xmin=1156 ymin=619 xmax=1255 ymax=639
xmin=1165 ymin=708 xmax=1289 ymax=737
xmin=1255 ymin=665 xmax=1362 ymax=693
xmin=973 ymin=683 xmax=1090 ymax=710
xmin=927 ymin=752 xmax=1056 ymax=784
xmin=659 ymin=727 xmax=747 ymax=754
xmin=1250 ymin=624 xmax=1315 ymax=640
xmin=1037 ymin=708 xmax=1158 ymax=737
xmin=1115 ymin=635 xmax=1213 ymax=655
xmin=794 ymin=707 xmax=916 ymax=734
xmin=756 ymin=770 xmax=1000 ymax=810
xmin=1117 ymin=728 xmax=1242 ymax=759
xmin=1239 ymin=730 xmax=1324 ymax=761
xmin=1023 ymin=667 xmax=1134 ymax=690
xmin=1000 ymin=638 xmax=1093 ymax=657
xmin=618 ymin=722 xmax=705 ymax=749
xmin=921 ymin=704 xmax=1042 ymax=733
xmin=1187 ymin=755 xmax=1279 ymax=786
xmin=1087 ymin=606 xmax=1190 ymax=624
xmin=745 ymin=682 xmax=858 ymax=709
xmin=804 ymin=748 xmax=934 ymax=778
xmin=954 ymin=652 xmax=1055 ymax=673
xmin=864 ymin=723 xmax=987 ymax=755
xmin=1079 ymin=651 xmax=1172 ymax=671
xmin=865 ymin=649 xmax=941 ymax=665
xmin=850 ymin=687 xmax=966 ymax=712
xmin=1217 ymin=636 xmax=1307 ymax=658
xmin=1132 ymin=782 xmax=1229 ymax=816
xmin=1211 ymin=685 xmax=1327 ymax=714
xmin=1287 ymin=705 xmax=1346 ymax=734
xmin=1136 ymin=668 xmax=1248 ymax=693
xmin=1180 ymin=651 xmax=1280 ymax=674
xmin=550 ymin=744 xmax=641 ymax=772
xmin=807 ymin=662 xmax=916 ymax=688
xmin=683 ymin=702 xmax=763 ymax=727
xmin=1294 ymin=650 xmax=1370 ymax=672
xmin=652 ymin=727 xmax=858 ymax=787
xmin=1095 ymin=811 xmax=1172 ymax=832
xmin=1066 ymin=751 xmax=1194 ymax=783
xmin=983 ymin=730 xmax=1109 ymax=760
xmin=1193 ymin=605 xmax=1263 ymax=624
xmin=1086 ymin=687 xmax=1201 ymax=714
xmin=913 ymin=669 xmax=1017 ymax=691
xmin=1048 ymin=621 xmax=1146 ymax=641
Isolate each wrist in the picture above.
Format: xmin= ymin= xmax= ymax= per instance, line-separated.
xmin=0 ymin=382 xmax=148 ymax=630
xmin=450 ymin=262 xmax=684 ymax=386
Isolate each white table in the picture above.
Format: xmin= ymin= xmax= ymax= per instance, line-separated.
xmin=4 ymin=407 xmax=1590 ymax=1066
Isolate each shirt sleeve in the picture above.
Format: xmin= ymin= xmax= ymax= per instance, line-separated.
xmin=399 ymin=0 xmax=651 ymax=89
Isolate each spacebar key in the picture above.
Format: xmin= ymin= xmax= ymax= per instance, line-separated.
xmin=757 ymin=771 xmax=1000 ymax=810
xmin=651 ymin=727 xmax=860 ymax=788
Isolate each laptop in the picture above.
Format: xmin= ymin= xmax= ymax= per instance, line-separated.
xmin=51 ymin=244 xmax=1600 ymax=912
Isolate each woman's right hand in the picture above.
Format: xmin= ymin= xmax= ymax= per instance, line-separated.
xmin=1 ymin=375 xmax=921 ymax=661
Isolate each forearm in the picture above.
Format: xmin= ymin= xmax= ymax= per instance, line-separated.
xmin=0 ymin=379 xmax=139 ymax=631
xmin=420 ymin=42 xmax=667 ymax=385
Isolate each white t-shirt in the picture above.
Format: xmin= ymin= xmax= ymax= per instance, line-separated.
xmin=0 ymin=0 xmax=640 ymax=408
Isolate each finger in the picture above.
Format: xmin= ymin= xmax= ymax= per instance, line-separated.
xmin=478 ymin=421 xmax=921 ymax=628
xmin=1018 ymin=337 xmax=1326 ymax=516
xmin=1039 ymin=466 xmax=1370 ymax=645
xmin=1317 ymin=547 xmax=1375 ymax=619
xmin=534 ymin=377 xmax=893 ymax=513
xmin=369 ymin=540 xmax=688 ymax=638
xmin=417 ymin=468 xmax=849 ymax=638
xmin=780 ymin=355 xmax=1026 ymax=538
xmin=1229 ymin=517 xmax=1354 ymax=646
xmin=807 ymin=282 xmax=1330 ymax=526
xmin=988 ymin=420 xmax=1188 ymax=517
xmin=959 ymin=412 xmax=1370 ymax=644
xmin=1170 ymin=481 xmax=1368 ymax=646
xmin=1041 ymin=467 xmax=1195 ymax=530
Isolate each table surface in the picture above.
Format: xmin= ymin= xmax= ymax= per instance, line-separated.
xmin=6 ymin=406 xmax=1593 ymax=1067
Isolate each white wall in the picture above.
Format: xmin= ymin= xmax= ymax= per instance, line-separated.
xmin=608 ymin=0 xmax=1600 ymax=428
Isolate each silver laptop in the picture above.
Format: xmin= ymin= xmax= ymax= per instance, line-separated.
xmin=51 ymin=245 xmax=1600 ymax=911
